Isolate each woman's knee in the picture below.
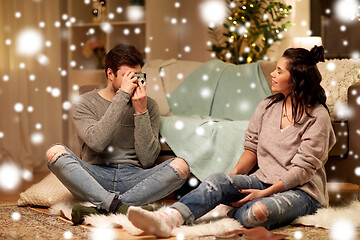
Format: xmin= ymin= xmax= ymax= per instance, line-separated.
xmin=236 ymin=201 xmax=269 ymax=228
xmin=170 ymin=157 xmax=190 ymax=179
xmin=45 ymin=144 xmax=69 ymax=163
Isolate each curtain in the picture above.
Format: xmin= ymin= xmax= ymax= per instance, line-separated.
xmin=0 ymin=0 xmax=64 ymax=174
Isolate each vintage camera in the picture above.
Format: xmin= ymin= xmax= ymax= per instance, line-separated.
xmin=135 ymin=73 xmax=146 ymax=86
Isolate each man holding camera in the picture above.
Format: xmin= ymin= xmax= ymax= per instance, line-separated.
xmin=45 ymin=44 xmax=189 ymax=224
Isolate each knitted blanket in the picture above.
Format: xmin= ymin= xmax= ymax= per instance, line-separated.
xmin=160 ymin=60 xmax=271 ymax=180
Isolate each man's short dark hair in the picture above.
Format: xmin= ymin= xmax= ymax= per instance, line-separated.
xmin=104 ymin=44 xmax=144 ymax=78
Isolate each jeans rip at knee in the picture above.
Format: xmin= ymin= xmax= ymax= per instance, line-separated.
xmin=45 ymin=143 xmax=70 ymax=164
xmin=242 ymin=201 xmax=269 ymax=227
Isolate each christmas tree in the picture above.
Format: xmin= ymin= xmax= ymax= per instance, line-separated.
xmin=209 ymin=0 xmax=293 ymax=64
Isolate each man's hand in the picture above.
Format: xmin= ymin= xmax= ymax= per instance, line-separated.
xmin=121 ymin=71 xmax=138 ymax=94
xmin=132 ymin=79 xmax=147 ymax=114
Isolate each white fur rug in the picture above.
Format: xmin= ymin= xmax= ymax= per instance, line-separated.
xmin=293 ymin=201 xmax=360 ymax=229
xmin=50 ymin=201 xmax=360 ymax=237
xmin=50 ymin=202 xmax=242 ymax=237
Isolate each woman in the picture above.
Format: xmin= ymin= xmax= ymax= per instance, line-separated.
xmin=127 ymin=46 xmax=336 ymax=237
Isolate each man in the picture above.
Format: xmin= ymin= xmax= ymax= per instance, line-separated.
xmin=46 ymin=44 xmax=189 ymax=224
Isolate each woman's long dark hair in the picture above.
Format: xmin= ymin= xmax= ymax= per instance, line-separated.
xmin=267 ymin=45 xmax=328 ymax=124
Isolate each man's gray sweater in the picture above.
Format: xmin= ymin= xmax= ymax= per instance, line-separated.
xmin=72 ymin=88 xmax=161 ymax=168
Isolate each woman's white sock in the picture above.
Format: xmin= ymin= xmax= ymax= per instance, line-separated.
xmin=128 ymin=206 xmax=184 ymax=237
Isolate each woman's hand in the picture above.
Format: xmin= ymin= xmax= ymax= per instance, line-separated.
xmin=227 ymin=169 xmax=238 ymax=175
xmin=230 ymin=189 xmax=268 ymax=207
xmin=231 ymin=180 xmax=285 ymax=207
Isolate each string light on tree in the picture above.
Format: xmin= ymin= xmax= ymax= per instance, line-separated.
xmin=208 ymin=0 xmax=293 ymax=64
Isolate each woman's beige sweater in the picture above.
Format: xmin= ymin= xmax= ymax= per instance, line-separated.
xmin=244 ymin=99 xmax=336 ymax=207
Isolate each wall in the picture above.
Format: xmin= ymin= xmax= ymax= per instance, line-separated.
xmin=270 ymin=0 xmax=311 ymax=60
xmin=146 ymin=0 xmax=180 ymax=61
xmin=146 ymin=0 xmax=311 ymax=63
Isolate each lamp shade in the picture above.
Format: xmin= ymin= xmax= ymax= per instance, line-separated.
xmin=292 ymin=37 xmax=323 ymax=50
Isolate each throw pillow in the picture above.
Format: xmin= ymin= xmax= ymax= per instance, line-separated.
xmin=17 ymin=173 xmax=74 ymax=207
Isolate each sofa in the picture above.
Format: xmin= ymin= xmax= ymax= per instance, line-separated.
xmin=142 ymin=58 xmax=360 ymax=202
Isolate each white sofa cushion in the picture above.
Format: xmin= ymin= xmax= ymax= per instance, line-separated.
xmin=143 ymin=59 xmax=176 ymax=116
xmin=143 ymin=59 xmax=203 ymax=116
xmin=161 ymin=60 xmax=203 ymax=95
xmin=318 ymin=59 xmax=360 ymax=121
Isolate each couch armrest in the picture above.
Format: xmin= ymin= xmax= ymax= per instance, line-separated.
xmin=348 ymin=85 xmax=360 ymax=157
xmin=329 ymin=121 xmax=348 ymax=157
xmin=326 ymin=85 xmax=360 ymax=184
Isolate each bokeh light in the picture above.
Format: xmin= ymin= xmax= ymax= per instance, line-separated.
xmin=51 ymin=88 xmax=61 ymax=97
xmin=91 ymin=226 xmax=115 ymax=240
xmin=200 ymin=88 xmax=211 ymax=98
xmin=334 ymin=0 xmax=359 ymax=22
xmin=12 ymin=212 xmax=21 ymax=221
xmin=327 ymin=62 xmax=336 ymax=71
xmin=37 ymin=54 xmax=50 ymax=66
xmin=31 ymin=132 xmax=44 ymax=145
xmin=100 ymin=22 xmax=113 ymax=33
xmin=16 ymin=29 xmax=43 ymax=56
xmin=293 ymin=231 xmax=303 ymax=239
xmin=0 ymin=163 xmax=22 ymax=191
xmin=195 ymin=127 xmax=205 ymax=136
xmin=14 ymin=103 xmax=24 ymax=112
xmin=175 ymin=120 xmax=184 ymax=130
xmin=63 ymin=101 xmax=72 ymax=111
xmin=22 ymin=169 xmax=33 ymax=181
xmin=330 ymin=219 xmax=355 ymax=240
xmin=176 ymin=232 xmax=185 ymax=240
xmin=116 ymin=7 xmax=123 ymax=14
xmin=188 ymin=177 xmax=199 ymax=187
xmin=64 ymin=230 xmax=73 ymax=239
xmin=200 ymin=0 xmax=227 ymax=26
xmin=127 ymin=5 xmax=145 ymax=22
